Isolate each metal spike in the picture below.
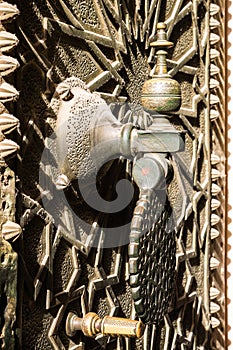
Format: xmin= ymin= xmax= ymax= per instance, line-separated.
xmin=210 ymin=257 xmax=220 ymax=270
xmin=0 ymin=113 xmax=19 ymax=134
xmin=210 ymin=64 xmax=220 ymax=76
xmin=210 ymin=287 xmax=221 ymax=299
xmin=210 ymin=17 xmax=220 ymax=29
xmin=210 ymin=78 xmax=220 ymax=89
xmin=210 ymin=4 xmax=220 ymax=16
xmin=210 ymin=33 xmax=220 ymax=45
xmin=210 ymin=316 xmax=220 ymax=328
xmin=56 ymin=174 xmax=70 ymax=190
xmin=210 ymin=94 xmax=220 ymax=105
xmin=210 ymin=109 xmax=220 ymax=121
xmin=211 ymin=154 xmax=221 ymax=165
xmin=0 ymin=31 xmax=19 ymax=52
xmin=210 ymin=48 xmax=220 ymax=60
xmin=211 ymin=168 xmax=222 ymax=180
xmin=211 ymin=184 xmax=221 ymax=196
xmin=211 ymin=214 xmax=221 ymax=226
xmin=0 ymin=139 xmax=19 ymax=157
xmin=2 ymin=220 xmax=22 ymax=241
xmin=0 ymin=2 xmax=19 ymax=21
xmin=210 ymin=228 xmax=220 ymax=240
xmin=0 ymin=82 xmax=19 ymax=102
xmin=211 ymin=199 xmax=221 ymax=211
xmin=210 ymin=302 xmax=221 ymax=314
xmin=0 ymin=55 xmax=19 ymax=76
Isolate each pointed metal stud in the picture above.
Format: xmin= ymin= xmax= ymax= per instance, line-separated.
xmin=210 ymin=48 xmax=220 ymax=60
xmin=210 ymin=287 xmax=221 ymax=300
xmin=0 ymin=31 xmax=19 ymax=52
xmin=0 ymin=139 xmax=19 ymax=157
xmin=210 ymin=257 xmax=220 ymax=270
xmin=211 ymin=199 xmax=221 ymax=211
xmin=210 ymin=109 xmax=220 ymax=121
xmin=211 ymin=154 xmax=221 ymax=165
xmin=0 ymin=2 xmax=19 ymax=21
xmin=210 ymin=94 xmax=220 ymax=105
xmin=55 ymin=174 xmax=70 ymax=190
xmin=211 ymin=183 xmax=221 ymax=196
xmin=210 ymin=302 xmax=221 ymax=314
xmin=210 ymin=316 xmax=220 ymax=328
xmin=210 ymin=78 xmax=220 ymax=89
xmin=210 ymin=33 xmax=220 ymax=45
xmin=210 ymin=17 xmax=220 ymax=29
xmin=0 ymin=55 xmax=19 ymax=76
xmin=2 ymin=220 xmax=22 ymax=241
xmin=0 ymin=82 xmax=19 ymax=102
xmin=211 ymin=168 xmax=222 ymax=180
xmin=210 ymin=64 xmax=220 ymax=76
xmin=210 ymin=228 xmax=220 ymax=240
xmin=0 ymin=113 xmax=19 ymax=134
xmin=210 ymin=4 xmax=220 ymax=16
xmin=211 ymin=214 xmax=221 ymax=226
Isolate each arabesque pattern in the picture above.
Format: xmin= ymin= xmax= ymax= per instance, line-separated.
xmin=0 ymin=0 xmax=226 ymax=349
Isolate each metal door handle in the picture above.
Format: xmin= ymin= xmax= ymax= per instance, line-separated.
xmin=66 ymin=312 xmax=145 ymax=338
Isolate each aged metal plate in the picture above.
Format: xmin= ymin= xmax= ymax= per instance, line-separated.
xmin=3 ymin=0 xmax=226 ymax=349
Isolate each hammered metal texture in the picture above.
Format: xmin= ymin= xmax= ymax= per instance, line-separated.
xmin=10 ymin=0 xmax=227 ymax=349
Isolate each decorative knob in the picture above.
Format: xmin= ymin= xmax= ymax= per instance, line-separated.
xmin=141 ymin=22 xmax=181 ymax=113
xmin=66 ymin=312 xmax=145 ymax=338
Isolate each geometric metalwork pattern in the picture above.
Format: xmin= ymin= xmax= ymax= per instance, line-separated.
xmin=4 ymin=0 xmax=226 ymax=349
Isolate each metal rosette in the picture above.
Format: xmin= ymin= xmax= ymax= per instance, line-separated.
xmin=0 ymin=3 xmax=20 ymax=350
xmin=209 ymin=2 xmax=226 ymax=347
xmin=128 ymin=189 xmax=176 ymax=324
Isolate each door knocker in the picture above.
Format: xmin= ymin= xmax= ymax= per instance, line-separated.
xmin=45 ymin=23 xmax=185 ymax=338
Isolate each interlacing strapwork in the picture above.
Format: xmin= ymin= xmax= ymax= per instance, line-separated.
xmin=0 ymin=0 xmax=227 ymax=349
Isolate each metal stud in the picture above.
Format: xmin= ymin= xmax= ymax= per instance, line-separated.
xmin=211 ymin=154 xmax=221 ymax=165
xmin=0 ymin=31 xmax=19 ymax=52
xmin=210 ymin=302 xmax=221 ymax=314
xmin=210 ymin=287 xmax=221 ymax=299
xmin=210 ymin=257 xmax=220 ymax=270
xmin=210 ymin=78 xmax=220 ymax=90
xmin=211 ymin=168 xmax=222 ymax=180
xmin=0 ymin=82 xmax=19 ymax=102
xmin=210 ymin=4 xmax=220 ymax=16
xmin=210 ymin=49 xmax=220 ymax=60
xmin=210 ymin=33 xmax=220 ymax=45
xmin=211 ymin=199 xmax=221 ymax=211
xmin=0 ymin=2 xmax=19 ymax=21
xmin=211 ymin=214 xmax=221 ymax=226
xmin=210 ymin=228 xmax=220 ymax=240
xmin=210 ymin=94 xmax=220 ymax=105
xmin=210 ymin=17 xmax=220 ymax=29
xmin=2 ymin=220 xmax=22 ymax=241
xmin=210 ymin=64 xmax=220 ymax=76
xmin=211 ymin=184 xmax=221 ymax=196
xmin=0 ymin=113 xmax=19 ymax=134
xmin=210 ymin=316 xmax=220 ymax=328
xmin=0 ymin=139 xmax=19 ymax=157
xmin=210 ymin=109 xmax=220 ymax=121
xmin=0 ymin=55 xmax=19 ymax=76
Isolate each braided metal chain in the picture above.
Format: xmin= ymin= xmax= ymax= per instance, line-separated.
xmin=129 ymin=189 xmax=176 ymax=324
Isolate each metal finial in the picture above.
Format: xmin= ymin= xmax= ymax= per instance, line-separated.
xmin=141 ymin=22 xmax=181 ymax=113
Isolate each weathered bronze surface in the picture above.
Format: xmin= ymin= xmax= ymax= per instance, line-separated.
xmin=0 ymin=0 xmax=227 ymax=349
xmin=66 ymin=312 xmax=145 ymax=338
xmin=141 ymin=23 xmax=181 ymax=113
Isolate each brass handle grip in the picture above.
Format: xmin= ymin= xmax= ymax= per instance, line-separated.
xmin=66 ymin=312 xmax=145 ymax=338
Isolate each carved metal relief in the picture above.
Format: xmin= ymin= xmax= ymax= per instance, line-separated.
xmin=0 ymin=0 xmax=227 ymax=349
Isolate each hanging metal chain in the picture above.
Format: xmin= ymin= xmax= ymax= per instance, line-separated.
xmin=129 ymin=189 xmax=176 ymax=324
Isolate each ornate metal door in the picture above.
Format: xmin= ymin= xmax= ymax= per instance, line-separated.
xmin=0 ymin=0 xmax=227 ymax=349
